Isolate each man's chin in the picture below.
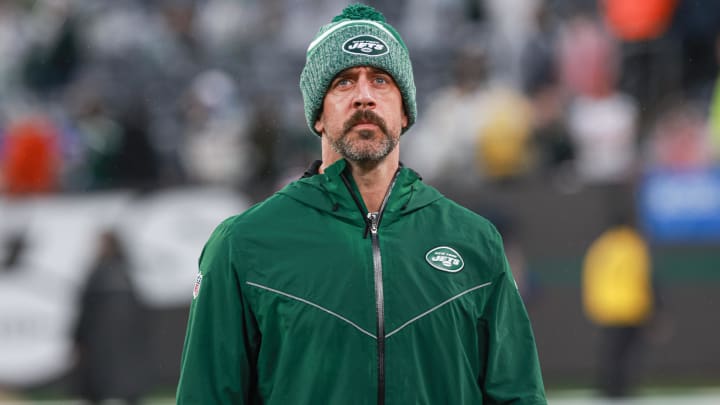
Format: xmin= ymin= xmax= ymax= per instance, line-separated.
xmin=342 ymin=143 xmax=396 ymax=163
xmin=333 ymin=130 xmax=398 ymax=162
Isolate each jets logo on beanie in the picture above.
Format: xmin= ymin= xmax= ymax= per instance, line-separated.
xmin=300 ymin=4 xmax=417 ymax=136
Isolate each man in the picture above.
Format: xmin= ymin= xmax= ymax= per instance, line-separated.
xmin=177 ymin=4 xmax=546 ymax=404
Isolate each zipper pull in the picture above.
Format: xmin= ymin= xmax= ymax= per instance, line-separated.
xmin=367 ymin=212 xmax=379 ymax=235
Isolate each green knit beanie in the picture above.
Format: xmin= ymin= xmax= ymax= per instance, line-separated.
xmin=300 ymin=4 xmax=417 ymax=136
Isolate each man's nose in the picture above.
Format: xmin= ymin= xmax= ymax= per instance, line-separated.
xmin=352 ymin=77 xmax=376 ymax=109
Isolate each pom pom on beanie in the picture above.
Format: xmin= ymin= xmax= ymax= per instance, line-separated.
xmin=332 ymin=3 xmax=386 ymax=22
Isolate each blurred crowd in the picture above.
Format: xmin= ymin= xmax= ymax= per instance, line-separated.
xmin=1 ymin=0 xmax=719 ymax=202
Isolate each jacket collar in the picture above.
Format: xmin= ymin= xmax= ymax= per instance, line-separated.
xmin=278 ymin=159 xmax=443 ymax=228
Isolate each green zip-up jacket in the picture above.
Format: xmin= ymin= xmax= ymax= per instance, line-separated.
xmin=177 ymin=159 xmax=546 ymax=404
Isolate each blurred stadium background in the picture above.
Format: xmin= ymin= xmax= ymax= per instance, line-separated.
xmin=0 ymin=0 xmax=719 ymax=403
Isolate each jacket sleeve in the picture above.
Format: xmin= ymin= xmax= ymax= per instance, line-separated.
xmin=479 ymin=231 xmax=547 ymax=405
xmin=176 ymin=220 xmax=260 ymax=404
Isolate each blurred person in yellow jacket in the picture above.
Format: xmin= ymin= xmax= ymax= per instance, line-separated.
xmin=582 ymin=211 xmax=654 ymax=398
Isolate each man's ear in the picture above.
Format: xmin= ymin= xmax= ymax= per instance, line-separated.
xmin=314 ymin=116 xmax=324 ymax=134
xmin=401 ymin=109 xmax=408 ymax=129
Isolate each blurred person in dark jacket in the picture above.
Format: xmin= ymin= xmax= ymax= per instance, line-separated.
xmin=73 ymin=230 xmax=147 ymax=404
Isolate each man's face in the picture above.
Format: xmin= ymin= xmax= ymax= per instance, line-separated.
xmin=314 ymin=66 xmax=407 ymax=163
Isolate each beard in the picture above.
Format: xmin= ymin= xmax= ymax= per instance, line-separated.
xmin=330 ymin=110 xmax=399 ymax=163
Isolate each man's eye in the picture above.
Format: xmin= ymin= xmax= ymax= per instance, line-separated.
xmin=374 ymin=77 xmax=388 ymax=84
xmin=335 ymin=78 xmax=352 ymax=87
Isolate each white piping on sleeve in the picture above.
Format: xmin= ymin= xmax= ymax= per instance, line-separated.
xmin=307 ymin=20 xmax=398 ymax=53
xmin=386 ymin=282 xmax=493 ymax=339
xmin=246 ymin=281 xmax=377 ymax=340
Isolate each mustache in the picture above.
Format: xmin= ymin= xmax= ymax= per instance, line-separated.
xmin=342 ymin=110 xmax=388 ymax=135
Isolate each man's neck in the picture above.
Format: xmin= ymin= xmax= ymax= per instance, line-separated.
xmin=320 ymin=148 xmax=400 ymax=213
xmin=346 ymin=158 xmax=399 ymax=212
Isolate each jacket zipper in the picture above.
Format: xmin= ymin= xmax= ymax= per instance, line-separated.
xmin=340 ymin=168 xmax=399 ymax=405
xmin=367 ymin=211 xmax=385 ymax=405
